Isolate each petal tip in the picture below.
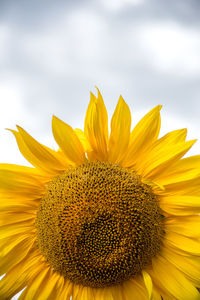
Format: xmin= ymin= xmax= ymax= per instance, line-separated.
xmin=118 ymin=95 xmax=127 ymax=106
xmin=52 ymin=115 xmax=59 ymax=123
xmin=94 ymin=85 xmax=100 ymax=93
xmin=90 ymin=91 xmax=97 ymax=103
xmin=16 ymin=125 xmax=24 ymax=133
xmin=5 ymin=128 xmax=16 ymax=134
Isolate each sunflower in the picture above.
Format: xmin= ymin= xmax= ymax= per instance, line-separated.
xmin=0 ymin=89 xmax=200 ymax=300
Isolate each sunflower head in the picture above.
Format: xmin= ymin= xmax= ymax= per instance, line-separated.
xmin=0 ymin=88 xmax=200 ymax=300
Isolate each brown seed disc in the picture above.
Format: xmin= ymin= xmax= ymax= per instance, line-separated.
xmin=36 ymin=162 xmax=163 ymax=287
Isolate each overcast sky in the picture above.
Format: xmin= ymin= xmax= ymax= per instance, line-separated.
xmin=0 ymin=0 xmax=200 ymax=169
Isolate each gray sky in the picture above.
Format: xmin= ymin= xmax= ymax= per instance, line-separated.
xmin=0 ymin=0 xmax=200 ymax=168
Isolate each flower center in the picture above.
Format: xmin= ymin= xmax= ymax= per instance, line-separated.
xmin=36 ymin=162 xmax=163 ymax=287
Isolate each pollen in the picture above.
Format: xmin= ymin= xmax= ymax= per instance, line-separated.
xmin=36 ymin=162 xmax=163 ymax=288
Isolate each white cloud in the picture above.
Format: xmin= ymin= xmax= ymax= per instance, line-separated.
xmin=99 ymin=0 xmax=144 ymax=11
xmin=138 ymin=22 xmax=200 ymax=76
xmin=22 ymin=9 xmax=106 ymax=75
xmin=0 ymin=24 xmax=10 ymax=62
xmin=0 ymin=79 xmax=30 ymax=165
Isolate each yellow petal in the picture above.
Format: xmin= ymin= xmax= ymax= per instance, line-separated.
xmin=19 ymin=267 xmax=50 ymax=300
xmin=142 ymin=271 xmax=153 ymax=299
xmin=138 ymin=136 xmax=196 ymax=179
xmin=160 ymin=177 xmax=200 ymax=197
xmin=151 ymin=281 xmax=176 ymax=300
xmin=165 ymin=215 xmax=200 ymax=238
xmin=93 ymin=287 xmax=114 ymax=300
xmin=0 ymin=211 xmax=35 ymax=226
xmin=84 ymin=90 xmax=108 ymax=161
xmin=0 ymin=235 xmax=34 ymax=276
xmin=102 ymin=289 xmax=114 ymax=300
xmin=78 ymin=286 xmax=94 ymax=300
xmin=93 ymin=285 xmax=124 ymax=300
xmin=162 ymin=247 xmax=200 ymax=287
xmin=75 ymin=128 xmax=93 ymax=152
xmin=0 ymin=196 xmax=39 ymax=212
xmin=156 ymin=155 xmax=200 ymax=184
xmin=10 ymin=127 xmax=68 ymax=174
xmin=58 ymin=280 xmax=72 ymax=300
xmin=52 ymin=116 xmax=86 ymax=165
xmin=159 ymin=195 xmax=200 ymax=215
xmin=151 ymin=255 xmax=200 ymax=300
xmin=108 ymin=96 xmax=131 ymax=163
xmin=122 ymin=105 xmax=162 ymax=168
xmin=122 ymin=278 xmax=149 ymax=300
xmin=19 ymin=268 xmax=61 ymax=300
xmin=0 ymin=233 xmax=28 ymax=255
xmin=50 ymin=277 xmax=65 ymax=300
xmin=152 ymin=288 xmax=162 ymax=300
xmin=164 ymin=231 xmax=200 ymax=255
xmin=158 ymin=169 xmax=200 ymax=186
xmin=110 ymin=285 xmax=124 ymax=300
xmin=0 ymin=163 xmax=48 ymax=179
xmin=134 ymin=128 xmax=187 ymax=175
xmin=96 ymin=87 xmax=109 ymax=143
xmin=0 ymin=164 xmax=45 ymax=198
xmin=0 ymin=220 xmax=35 ymax=240
xmin=0 ymin=251 xmax=43 ymax=299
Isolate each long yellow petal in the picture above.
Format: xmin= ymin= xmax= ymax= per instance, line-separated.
xmin=0 ymin=196 xmax=39 ymax=212
xmin=73 ymin=284 xmax=86 ymax=300
xmin=19 ymin=267 xmax=51 ymax=300
xmin=10 ymin=127 xmax=67 ymax=174
xmin=159 ymin=195 xmax=200 ymax=215
xmin=0 ymin=165 xmax=45 ymax=198
xmin=0 ymin=163 xmax=48 ymax=179
xmin=122 ymin=278 xmax=149 ymax=300
xmin=96 ymin=87 xmax=109 ymax=144
xmin=52 ymin=116 xmax=86 ymax=165
xmin=160 ymin=177 xmax=200 ymax=197
xmin=162 ymin=247 xmax=200 ymax=287
xmin=78 ymin=286 xmax=94 ymax=300
xmin=48 ymin=278 xmax=69 ymax=300
xmin=133 ymin=128 xmax=187 ymax=175
xmin=164 ymin=231 xmax=200 ymax=255
xmin=165 ymin=215 xmax=200 ymax=238
xmin=138 ymin=137 xmax=196 ymax=179
xmin=110 ymin=285 xmax=124 ymax=300
xmin=158 ymin=169 xmax=200 ymax=186
xmin=0 ymin=220 xmax=35 ymax=240
xmin=143 ymin=271 xmax=153 ymax=299
xmin=93 ymin=287 xmax=113 ymax=300
xmin=58 ymin=281 xmax=72 ymax=300
xmin=152 ymin=288 xmax=162 ymax=300
xmin=156 ymin=155 xmax=200 ymax=184
xmin=0 ymin=235 xmax=34 ymax=276
xmin=151 ymin=281 xmax=176 ymax=300
xmin=122 ymin=105 xmax=162 ymax=168
xmin=0 ymin=250 xmax=43 ymax=299
xmin=0 ymin=211 xmax=35 ymax=226
xmin=0 ymin=233 xmax=28 ymax=255
xmin=93 ymin=285 xmax=124 ymax=300
xmin=50 ymin=277 xmax=65 ymax=300
xmin=75 ymin=128 xmax=93 ymax=152
xmin=151 ymin=255 xmax=200 ymax=300
xmin=108 ymin=96 xmax=131 ymax=163
xmin=84 ymin=90 xmax=108 ymax=161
